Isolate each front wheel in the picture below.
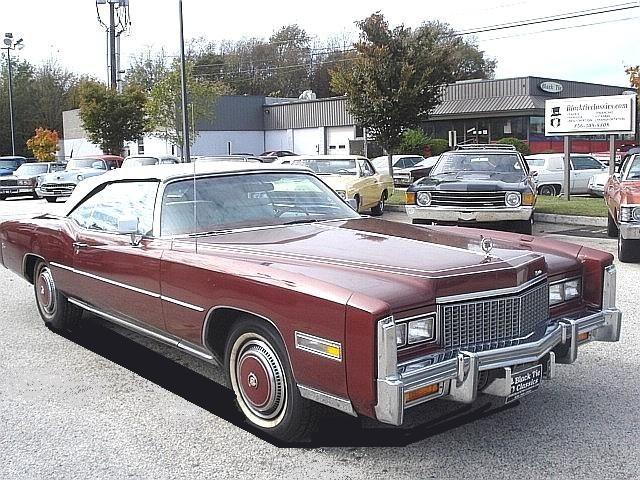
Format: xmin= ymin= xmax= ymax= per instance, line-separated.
xmin=513 ymin=217 xmax=533 ymax=235
xmin=370 ymin=191 xmax=387 ymax=216
xmin=538 ymin=185 xmax=557 ymax=196
xmin=618 ymin=235 xmax=640 ymax=263
xmin=33 ymin=261 xmax=83 ymax=331
xmin=224 ymin=317 xmax=321 ymax=443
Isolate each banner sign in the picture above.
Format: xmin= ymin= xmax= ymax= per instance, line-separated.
xmin=545 ymin=94 xmax=636 ymax=136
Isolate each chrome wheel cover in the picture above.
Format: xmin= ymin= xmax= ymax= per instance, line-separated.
xmin=229 ymin=333 xmax=288 ymax=429
xmin=36 ymin=266 xmax=57 ymax=318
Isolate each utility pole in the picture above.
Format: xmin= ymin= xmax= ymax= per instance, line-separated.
xmin=2 ymin=33 xmax=24 ymax=156
xmin=178 ymin=0 xmax=191 ymax=162
xmin=109 ymin=2 xmax=117 ymax=89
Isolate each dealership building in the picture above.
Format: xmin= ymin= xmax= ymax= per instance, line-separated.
xmin=62 ymin=76 xmax=637 ymax=158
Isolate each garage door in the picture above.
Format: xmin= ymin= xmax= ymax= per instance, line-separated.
xmin=326 ymin=126 xmax=354 ymax=156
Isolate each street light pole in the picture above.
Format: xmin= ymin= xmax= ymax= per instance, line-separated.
xmin=2 ymin=33 xmax=23 ymax=157
xmin=6 ymin=47 xmax=15 ymax=156
xmin=178 ymin=0 xmax=191 ymax=162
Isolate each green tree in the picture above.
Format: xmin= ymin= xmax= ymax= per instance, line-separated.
xmin=331 ymin=13 xmax=496 ymax=173
xmin=399 ymin=128 xmax=429 ymax=155
xmin=146 ymin=61 xmax=227 ymax=148
xmin=125 ymin=48 xmax=170 ymax=92
xmin=78 ymin=81 xmax=148 ymax=155
xmin=496 ymin=137 xmax=531 ymax=155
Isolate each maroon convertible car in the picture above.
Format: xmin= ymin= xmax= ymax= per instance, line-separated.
xmin=0 ymin=162 xmax=622 ymax=442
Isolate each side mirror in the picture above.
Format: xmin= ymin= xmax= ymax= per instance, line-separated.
xmin=118 ymin=217 xmax=140 ymax=245
xmin=530 ymin=171 xmax=539 ymax=177
xmin=346 ymin=198 xmax=358 ymax=211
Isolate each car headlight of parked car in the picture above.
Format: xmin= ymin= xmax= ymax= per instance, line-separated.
xmin=619 ymin=206 xmax=640 ymax=222
xmin=549 ymin=278 xmax=582 ymax=306
xmin=396 ymin=315 xmax=436 ymax=347
xmin=17 ymin=179 xmax=34 ymax=186
xmin=505 ymin=191 xmax=522 ymax=207
xmin=77 ymin=174 xmax=84 ymax=181
xmin=416 ymin=191 xmax=432 ymax=207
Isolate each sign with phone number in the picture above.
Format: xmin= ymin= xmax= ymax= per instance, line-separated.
xmin=545 ymin=94 xmax=636 ymax=136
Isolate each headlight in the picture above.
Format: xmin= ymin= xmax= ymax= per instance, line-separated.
xmin=633 ymin=207 xmax=640 ymax=222
xmin=335 ymin=190 xmax=346 ymax=199
xmin=396 ymin=323 xmax=407 ymax=347
xmin=416 ymin=191 xmax=432 ymax=207
xmin=77 ymin=174 xmax=84 ymax=181
xmin=17 ymin=179 xmax=30 ymax=186
xmin=408 ymin=317 xmax=435 ymax=344
xmin=396 ymin=315 xmax=436 ymax=347
xmin=550 ymin=278 xmax=582 ymax=306
xmin=505 ymin=191 xmax=522 ymax=207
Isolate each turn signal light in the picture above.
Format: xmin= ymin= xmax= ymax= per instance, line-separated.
xmin=522 ymin=192 xmax=536 ymax=206
xmin=577 ymin=332 xmax=590 ymax=342
xmin=404 ymin=383 xmax=439 ymax=404
xmin=405 ymin=191 xmax=416 ymax=205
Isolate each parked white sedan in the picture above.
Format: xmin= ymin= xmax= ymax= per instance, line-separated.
xmin=526 ymin=153 xmax=607 ymax=195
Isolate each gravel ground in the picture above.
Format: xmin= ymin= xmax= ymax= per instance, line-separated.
xmin=0 ymin=197 xmax=638 ymax=480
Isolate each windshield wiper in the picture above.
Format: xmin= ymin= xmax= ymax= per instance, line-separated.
xmin=282 ymin=218 xmax=319 ymax=225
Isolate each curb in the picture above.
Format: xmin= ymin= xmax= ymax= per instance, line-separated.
xmin=385 ymin=204 xmax=606 ymax=227
xmin=533 ymin=213 xmax=606 ymax=227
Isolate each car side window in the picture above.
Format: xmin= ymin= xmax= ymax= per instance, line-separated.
xmin=362 ymin=160 xmax=375 ymax=176
xmin=161 ymin=180 xmax=195 ymax=236
xmin=572 ymin=156 xmax=603 ymax=170
xmin=68 ymin=181 xmax=159 ymax=235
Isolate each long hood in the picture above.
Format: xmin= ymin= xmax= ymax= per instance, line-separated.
xmin=194 ymin=218 xmax=581 ymax=311
xmin=317 ymin=174 xmax=359 ymax=191
xmin=418 ymin=172 xmax=526 ymax=190
xmin=620 ymin=180 xmax=640 ymax=203
xmin=40 ymin=168 xmax=104 ymax=183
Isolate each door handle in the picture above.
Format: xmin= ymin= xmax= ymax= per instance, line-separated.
xmin=73 ymin=242 xmax=89 ymax=249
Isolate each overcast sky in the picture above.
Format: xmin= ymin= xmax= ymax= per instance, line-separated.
xmin=2 ymin=0 xmax=638 ymax=88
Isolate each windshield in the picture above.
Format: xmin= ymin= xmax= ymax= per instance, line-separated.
xmin=67 ymin=159 xmax=106 ymax=170
xmin=0 ymin=160 xmax=21 ymax=169
xmin=526 ymin=158 xmax=546 ymax=167
xmin=432 ymin=153 xmax=525 ymax=176
xmin=15 ymin=164 xmax=49 ymax=176
xmin=292 ymin=159 xmax=358 ymax=175
xmin=160 ymin=172 xmax=359 ymax=236
xmin=623 ymin=156 xmax=640 ymax=181
xmin=123 ymin=157 xmax=158 ymax=167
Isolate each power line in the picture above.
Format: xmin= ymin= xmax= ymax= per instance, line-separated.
xmin=481 ymin=13 xmax=640 ymax=41
xmin=457 ymin=2 xmax=639 ymax=35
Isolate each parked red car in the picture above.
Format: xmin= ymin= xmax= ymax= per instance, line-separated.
xmin=605 ymin=154 xmax=640 ymax=262
xmin=0 ymin=163 xmax=622 ymax=442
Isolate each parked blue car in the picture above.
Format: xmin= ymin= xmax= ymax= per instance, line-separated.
xmin=0 ymin=156 xmax=27 ymax=176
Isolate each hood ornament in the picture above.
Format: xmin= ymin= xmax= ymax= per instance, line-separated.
xmin=480 ymin=235 xmax=494 ymax=259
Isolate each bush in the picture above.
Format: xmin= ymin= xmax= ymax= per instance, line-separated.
xmin=399 ymin=128 xmax=429 ymax=155
xmin=496 ymin=137 xmax=531 ymax=156
xmin=426 ymin=138 xmax=450 ymax=156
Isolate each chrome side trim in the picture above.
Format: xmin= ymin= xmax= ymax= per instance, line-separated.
xmin=298 ymin=385 xmax=357 ymax=417
xmin=436 ymin=275 xmax=547 ymax=304
xmin=294 ymin=331 xmax=342 ymax=362
xmin=68 ymin=297 xmax=218 ymax=364
xmin=160 ymin=295 xmax=205 ymax=312
xmin=49 ymin=261 xmax=204 ymax=312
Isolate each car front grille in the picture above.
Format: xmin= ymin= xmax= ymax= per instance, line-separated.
xmin=430 ymin=190 xmax=507 ymax=208
xmin=40 ymin=183 xmax=76 ymax=193
xmin=0 ymin=180 xmax=18 ymax=187
xmin=440 ymin=281 xmax=549 ymax=354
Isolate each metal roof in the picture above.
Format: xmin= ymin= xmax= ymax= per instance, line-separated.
xmin=431 ymin=95 xmax=547 ymax=118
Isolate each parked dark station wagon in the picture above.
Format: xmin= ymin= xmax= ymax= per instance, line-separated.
xmin=0 ymin=162 xmax=621 ymax=442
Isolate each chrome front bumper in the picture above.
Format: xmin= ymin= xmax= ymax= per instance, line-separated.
xmin=374 ymin=265 xmax=622 ymax=426
xmin=0 ymin=187 xmax=35 ymax=195
xmin=619 ymin=223 xmax=640 ymax=239
xmin=405 ymin=205 xmax=533 ymax=223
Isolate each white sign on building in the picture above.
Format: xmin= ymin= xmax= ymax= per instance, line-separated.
xmin=544 ymin=94 xmax=636 ymax=136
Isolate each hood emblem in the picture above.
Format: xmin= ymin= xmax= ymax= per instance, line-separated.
xmin=480 ymin=236 xmax=494 ymax=259
xmin=534 ymin=269 xmax=543 ymax=277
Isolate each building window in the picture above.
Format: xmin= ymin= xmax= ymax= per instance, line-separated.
xmin=137 ymin=138 xmax=145 ymax=155
xmin=490 ymin=117 xmax=527 ymax=141
xmin=355 ymin=125 xmax=364 ymax=138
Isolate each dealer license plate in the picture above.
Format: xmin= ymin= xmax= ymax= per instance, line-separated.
xmin=505 ymin=364 xmax=543 ymax=404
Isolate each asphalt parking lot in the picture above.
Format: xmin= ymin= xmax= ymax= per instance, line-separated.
xmin=1 ymin=197 xmax=638 ymax=479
